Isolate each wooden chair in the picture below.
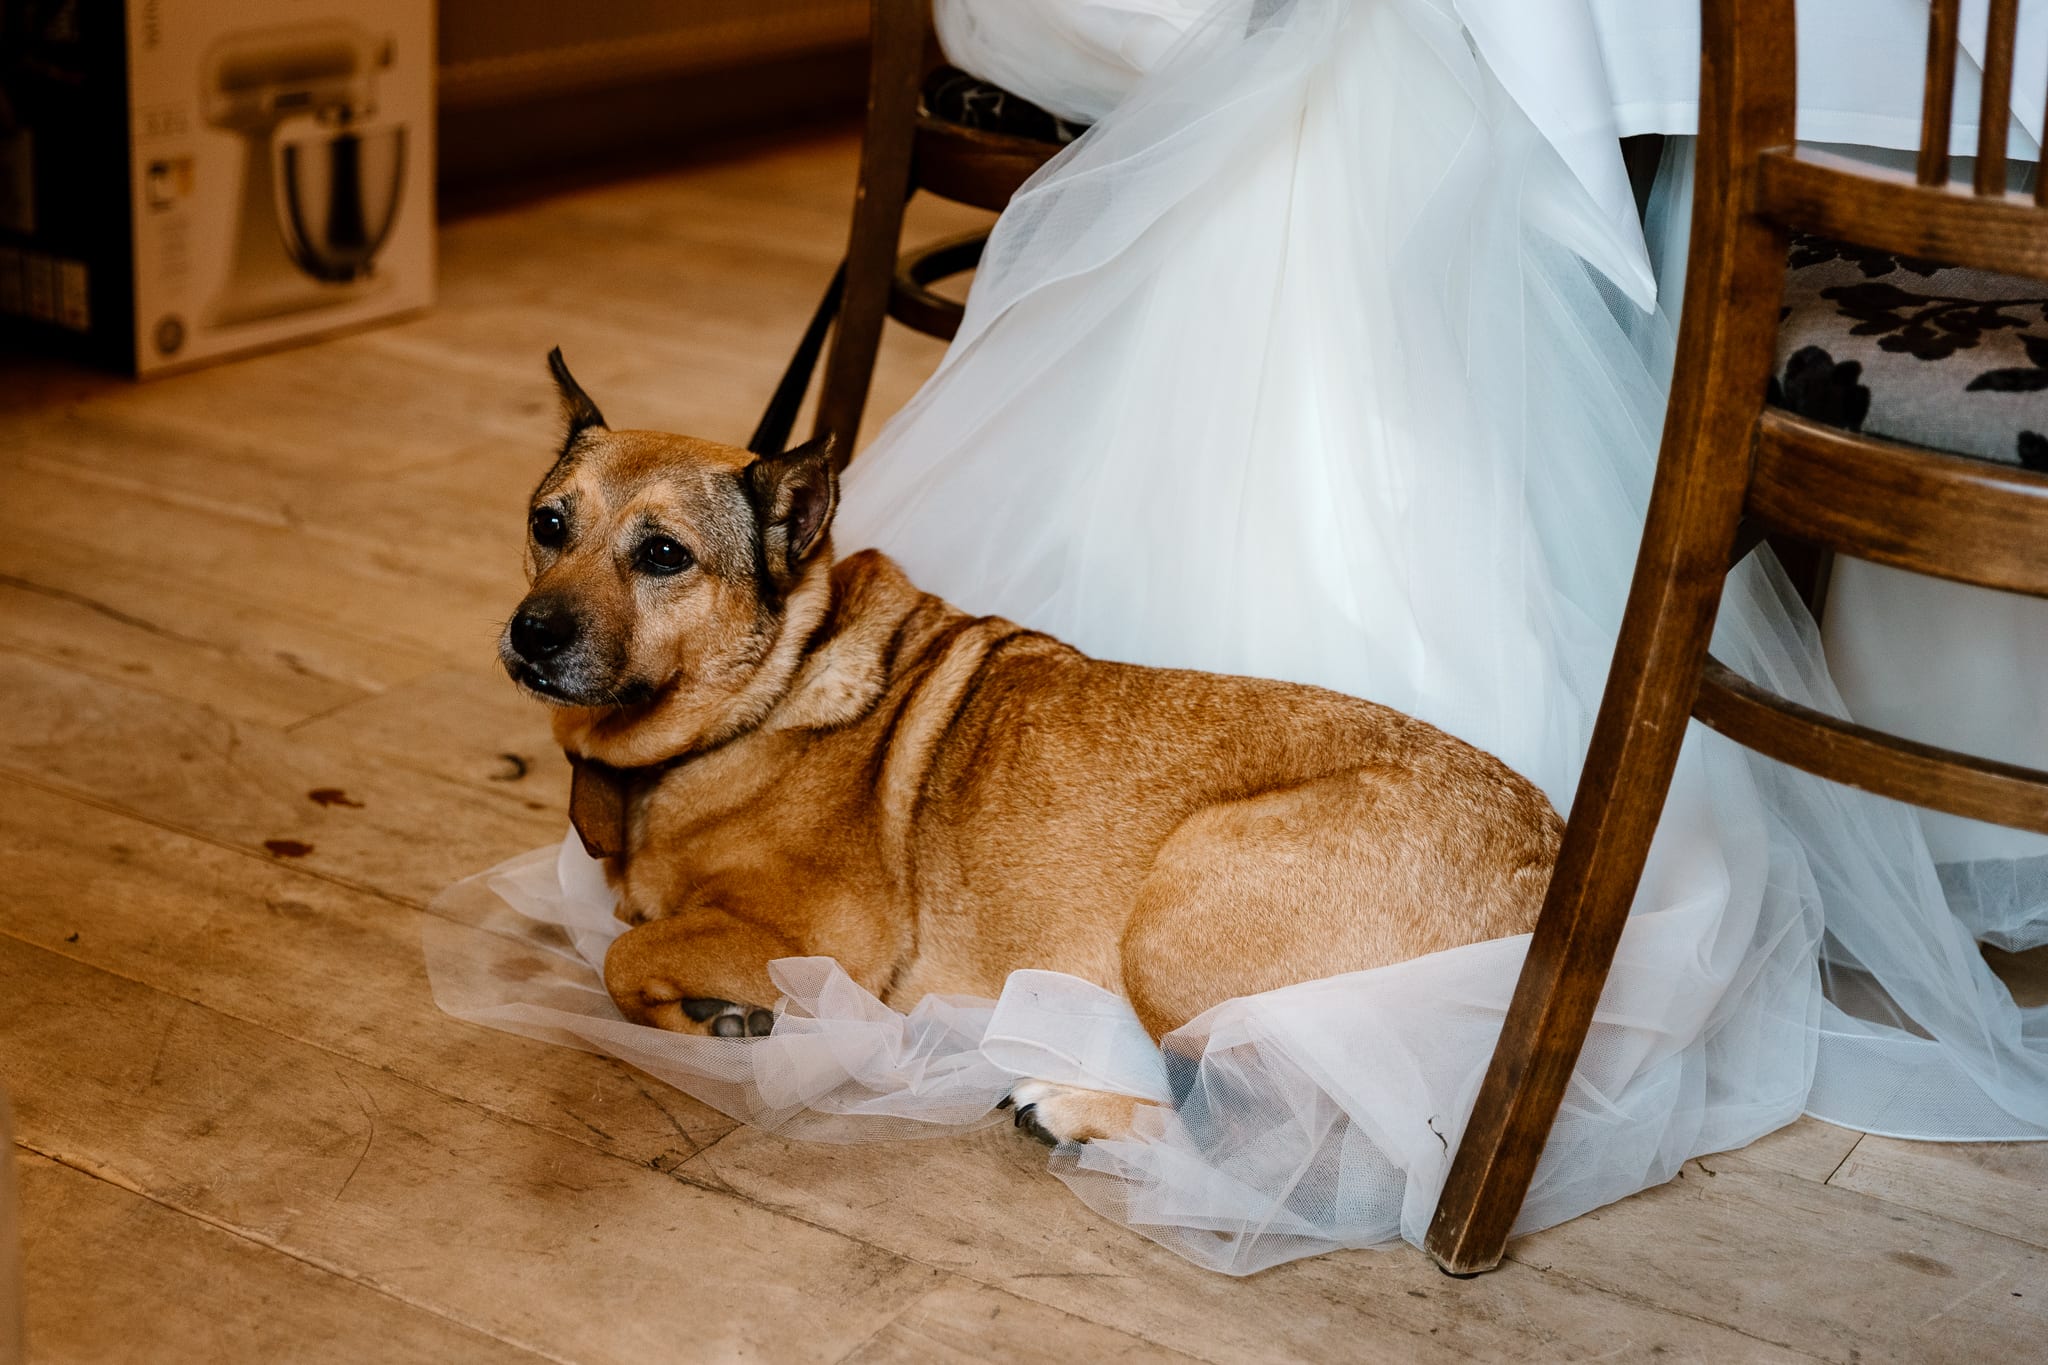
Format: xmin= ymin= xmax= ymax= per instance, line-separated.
xmin=807 ymin=0 xmax=1076 ymax=462
xmin=1425 ymin=0 xmax=2048 ymax=1276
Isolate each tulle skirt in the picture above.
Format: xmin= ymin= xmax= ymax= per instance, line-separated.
xmin=430 ymin=0 xmax=2048 ymax=1274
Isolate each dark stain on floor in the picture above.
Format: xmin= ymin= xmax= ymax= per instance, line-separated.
xmin=492 ymin=753 xmax=532 ymax=782
xmin=1884 ymin=1250 xmax=1955 ymax=1278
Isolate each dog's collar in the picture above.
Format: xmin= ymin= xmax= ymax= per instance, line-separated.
xmin=566 ymin=752 xmax=678 ymax=861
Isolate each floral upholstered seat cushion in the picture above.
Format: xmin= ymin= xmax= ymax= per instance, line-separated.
xmin=921 ymin=66 xmax=1090 ymax=144
xmin=1774 ymin=234 xmax=2048 ymax=472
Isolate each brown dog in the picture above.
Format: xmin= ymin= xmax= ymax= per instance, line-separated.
xmin=502 ymin=352 xmax=1562 ymax=1143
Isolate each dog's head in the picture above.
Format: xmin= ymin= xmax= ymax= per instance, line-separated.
xmin=501 ymin=349 xmax=839 ymax=735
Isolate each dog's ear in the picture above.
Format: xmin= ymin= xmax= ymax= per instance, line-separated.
xmin=744 ymin=433 xmax=839 ymax=588
xmin=546 ymin=347 xmax=607 ymax=448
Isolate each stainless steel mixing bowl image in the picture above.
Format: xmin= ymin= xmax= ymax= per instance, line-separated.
xmin=279 ymin=124 xmax=407 ymax=284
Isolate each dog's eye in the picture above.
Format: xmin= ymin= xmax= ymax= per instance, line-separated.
xmin=636 ymin=536 xmax=692 ymax=576
xmin=529 ymin=507 xmax=567 ymax=548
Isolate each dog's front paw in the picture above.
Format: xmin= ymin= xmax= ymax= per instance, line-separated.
xmin=603 ymin=918 xmax=780 ymax=1034
xmin=1000 ymin=1079 xmax=1151 ymax=1145
xmin=610 ymin=973 xmax=776 ymax=1035
xmin=680 ymin=997 xmax=777 ymax=1038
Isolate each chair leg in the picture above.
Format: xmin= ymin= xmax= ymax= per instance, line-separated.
xmin=1424 ymin=535 xmax=1735 ymax=1274
xmin=815 ymin=0 xmax=926 ymax=464
xmin=1423 ymin=349 xmax=1772 ymax=1268
xmin=1413 ymin=0 xmax=1806 ymax=1271
xmin=1425 ymin=0 xmax=1792 ymax=1259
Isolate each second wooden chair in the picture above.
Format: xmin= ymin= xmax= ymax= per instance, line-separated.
xmin=1426 ymin=0 xmax=2048 ymax=1277
xmin=810 ymin=0 xmax=1082 ymax=460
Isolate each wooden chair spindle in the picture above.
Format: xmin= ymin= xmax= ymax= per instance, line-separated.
xmin=1975 ymin=0 xmax=2021 ymax=195
xmin=1920 ymin=0 xmax=1963 ymax=184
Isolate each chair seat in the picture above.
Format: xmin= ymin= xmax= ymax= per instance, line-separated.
xmin=920 ymin=66 xmax=1088 ymax=145
xmin=1774 ymin=233 xmax=2048 ymax=472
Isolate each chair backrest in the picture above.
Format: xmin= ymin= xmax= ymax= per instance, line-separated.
xmin=1741 ymin=0 xmax=2048 ymax=284
xmin=1679 ymin=0 xmax=2048 ymax=603
xmin=1673 ymin=0 xmax=2048 ymax=835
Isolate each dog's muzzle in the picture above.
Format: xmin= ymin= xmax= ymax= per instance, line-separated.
xmin=502 ymin=597 xmax=588 ymax=701
xmin=510 ymin=601 xmax=579 ymax=663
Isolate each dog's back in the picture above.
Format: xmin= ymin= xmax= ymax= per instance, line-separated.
xmin=610 ymin=549 xmax=1559 ymax=1033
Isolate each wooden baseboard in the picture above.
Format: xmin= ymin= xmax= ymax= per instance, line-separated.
xmin=440 ymin=9 xmax=867 ymax=110
xmin=437 ymin=45 xmax=867 ymax=213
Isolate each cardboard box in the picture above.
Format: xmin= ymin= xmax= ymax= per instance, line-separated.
xmin=0 ymin=0 xmax=434 ymax=375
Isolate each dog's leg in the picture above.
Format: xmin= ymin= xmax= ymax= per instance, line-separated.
xmin=603 ymin=910 xmax=796 ymax=1035
xmin=1001 ymin=1079 xmax=1153 ymax=1146
xmin=1002 ymin=781 xmax=1419 ymax=1149
xmin=1119 ymin=767 xmax=1555 ymax=1039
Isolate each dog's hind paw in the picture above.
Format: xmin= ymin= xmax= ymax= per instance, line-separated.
xmin=680 ymin=998 xmax=776 ymax=1037
xmin=1000 ymin=1079 xmax=1152 ymax=1145
xmin=1011 ymin=1100 xmax=1060 ymax=1146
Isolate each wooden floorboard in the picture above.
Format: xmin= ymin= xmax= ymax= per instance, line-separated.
xmin=3 ymin=127 xmax=2044 ymax=1362
xmin=18 ymin=1153 xmax=556 ymax=1365
xmin=1509 ymin=1150 xmax=2048 ymax=1364
xmin=693 ymin=1124 xmax=1824 ymax=1365
xmin=1828 ymin=1135 xmax=2048 ymax=1252
xmin=0 ymin=774 xmax=733 ymax=1161
xmin=839 ymin=1278 xmax=1201 ymax=1365
xmin=289 ymin=666 xmax=576 ymax=813
xmin=0 ymin=649 xmax=548 ymax=907
xmin=3 ymin=933 xmax=938 ymax=1365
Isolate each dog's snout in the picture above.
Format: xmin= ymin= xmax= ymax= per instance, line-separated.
xmin=511 ymin=603 xmax=579 ymax=661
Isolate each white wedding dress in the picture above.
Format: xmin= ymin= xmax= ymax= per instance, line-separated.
xmin=431 ymin=0 xmax=2048 ymax=1275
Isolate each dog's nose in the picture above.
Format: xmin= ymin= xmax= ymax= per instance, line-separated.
xmin=511 ymin=605 xmax=579 ymax=661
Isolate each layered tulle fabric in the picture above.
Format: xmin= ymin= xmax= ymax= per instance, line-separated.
xmin=431 ymin=0 xmax=2048 ymax=1275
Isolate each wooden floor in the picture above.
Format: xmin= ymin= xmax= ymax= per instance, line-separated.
xmin=3 ymin=129 xmax=2046 ymax=1365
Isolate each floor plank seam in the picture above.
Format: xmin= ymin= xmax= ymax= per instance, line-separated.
xmin=1832 ymin=1187 xmax=2048 ymax=1255
xmin=18 ymin=447 xmax=539 ymax=563
xmin=18 ymin=450 xmax=303 ymax=536
xmin=0 ymin=549 xmax=450 ymax=686
xmin=614 ymin=1148 xmax=1201 ymax=1357
xmin=0 ymin=633 xmax=382 ymax=735
xmin=1805 ymin=1127 xmax=2048 ymax=1257
xmin=822 ymin=1283 xmax=922 ymax=1365
xmin=0 ymin=641 xmax=562 ymax=823
xmin=0 ymin=761 xmax=555 ymax=919
xmin=813 ymin=1271 xmax=1200 ymax=1365
xmin=280 ymin=691 xmax=388 ymax=736
xmin=622 ymin=1074 xmax=730 ymax=1162
xmin=659 ymin=1156 xmax=1327 ymax=1365
xmin=0 ymin=571 xmax=227 ymax=654
xmin=0 ymin=918 xmax=729 ymax=1179
xmin=1790 ymin=1142 xmax=2048 ymax=1254
xmin=1732 ymin=1146 xmax=2042 ymax=1249
xmin=0 ymin=530 xmax=480 ymax=672
xmin=272 ymin=722 xmax=579 ymax=823
xmin=1500 ymin=1251 xmax=1845 ymax=1363
xmin=1819 ymin=1133 xmax=1863 ymax=1186
xmin=10 ymin=1139 xmax=574 ymax=1365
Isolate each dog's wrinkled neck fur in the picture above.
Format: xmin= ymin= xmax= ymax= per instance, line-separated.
xmin=548 ymin=545 xmax=918 ymax=769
